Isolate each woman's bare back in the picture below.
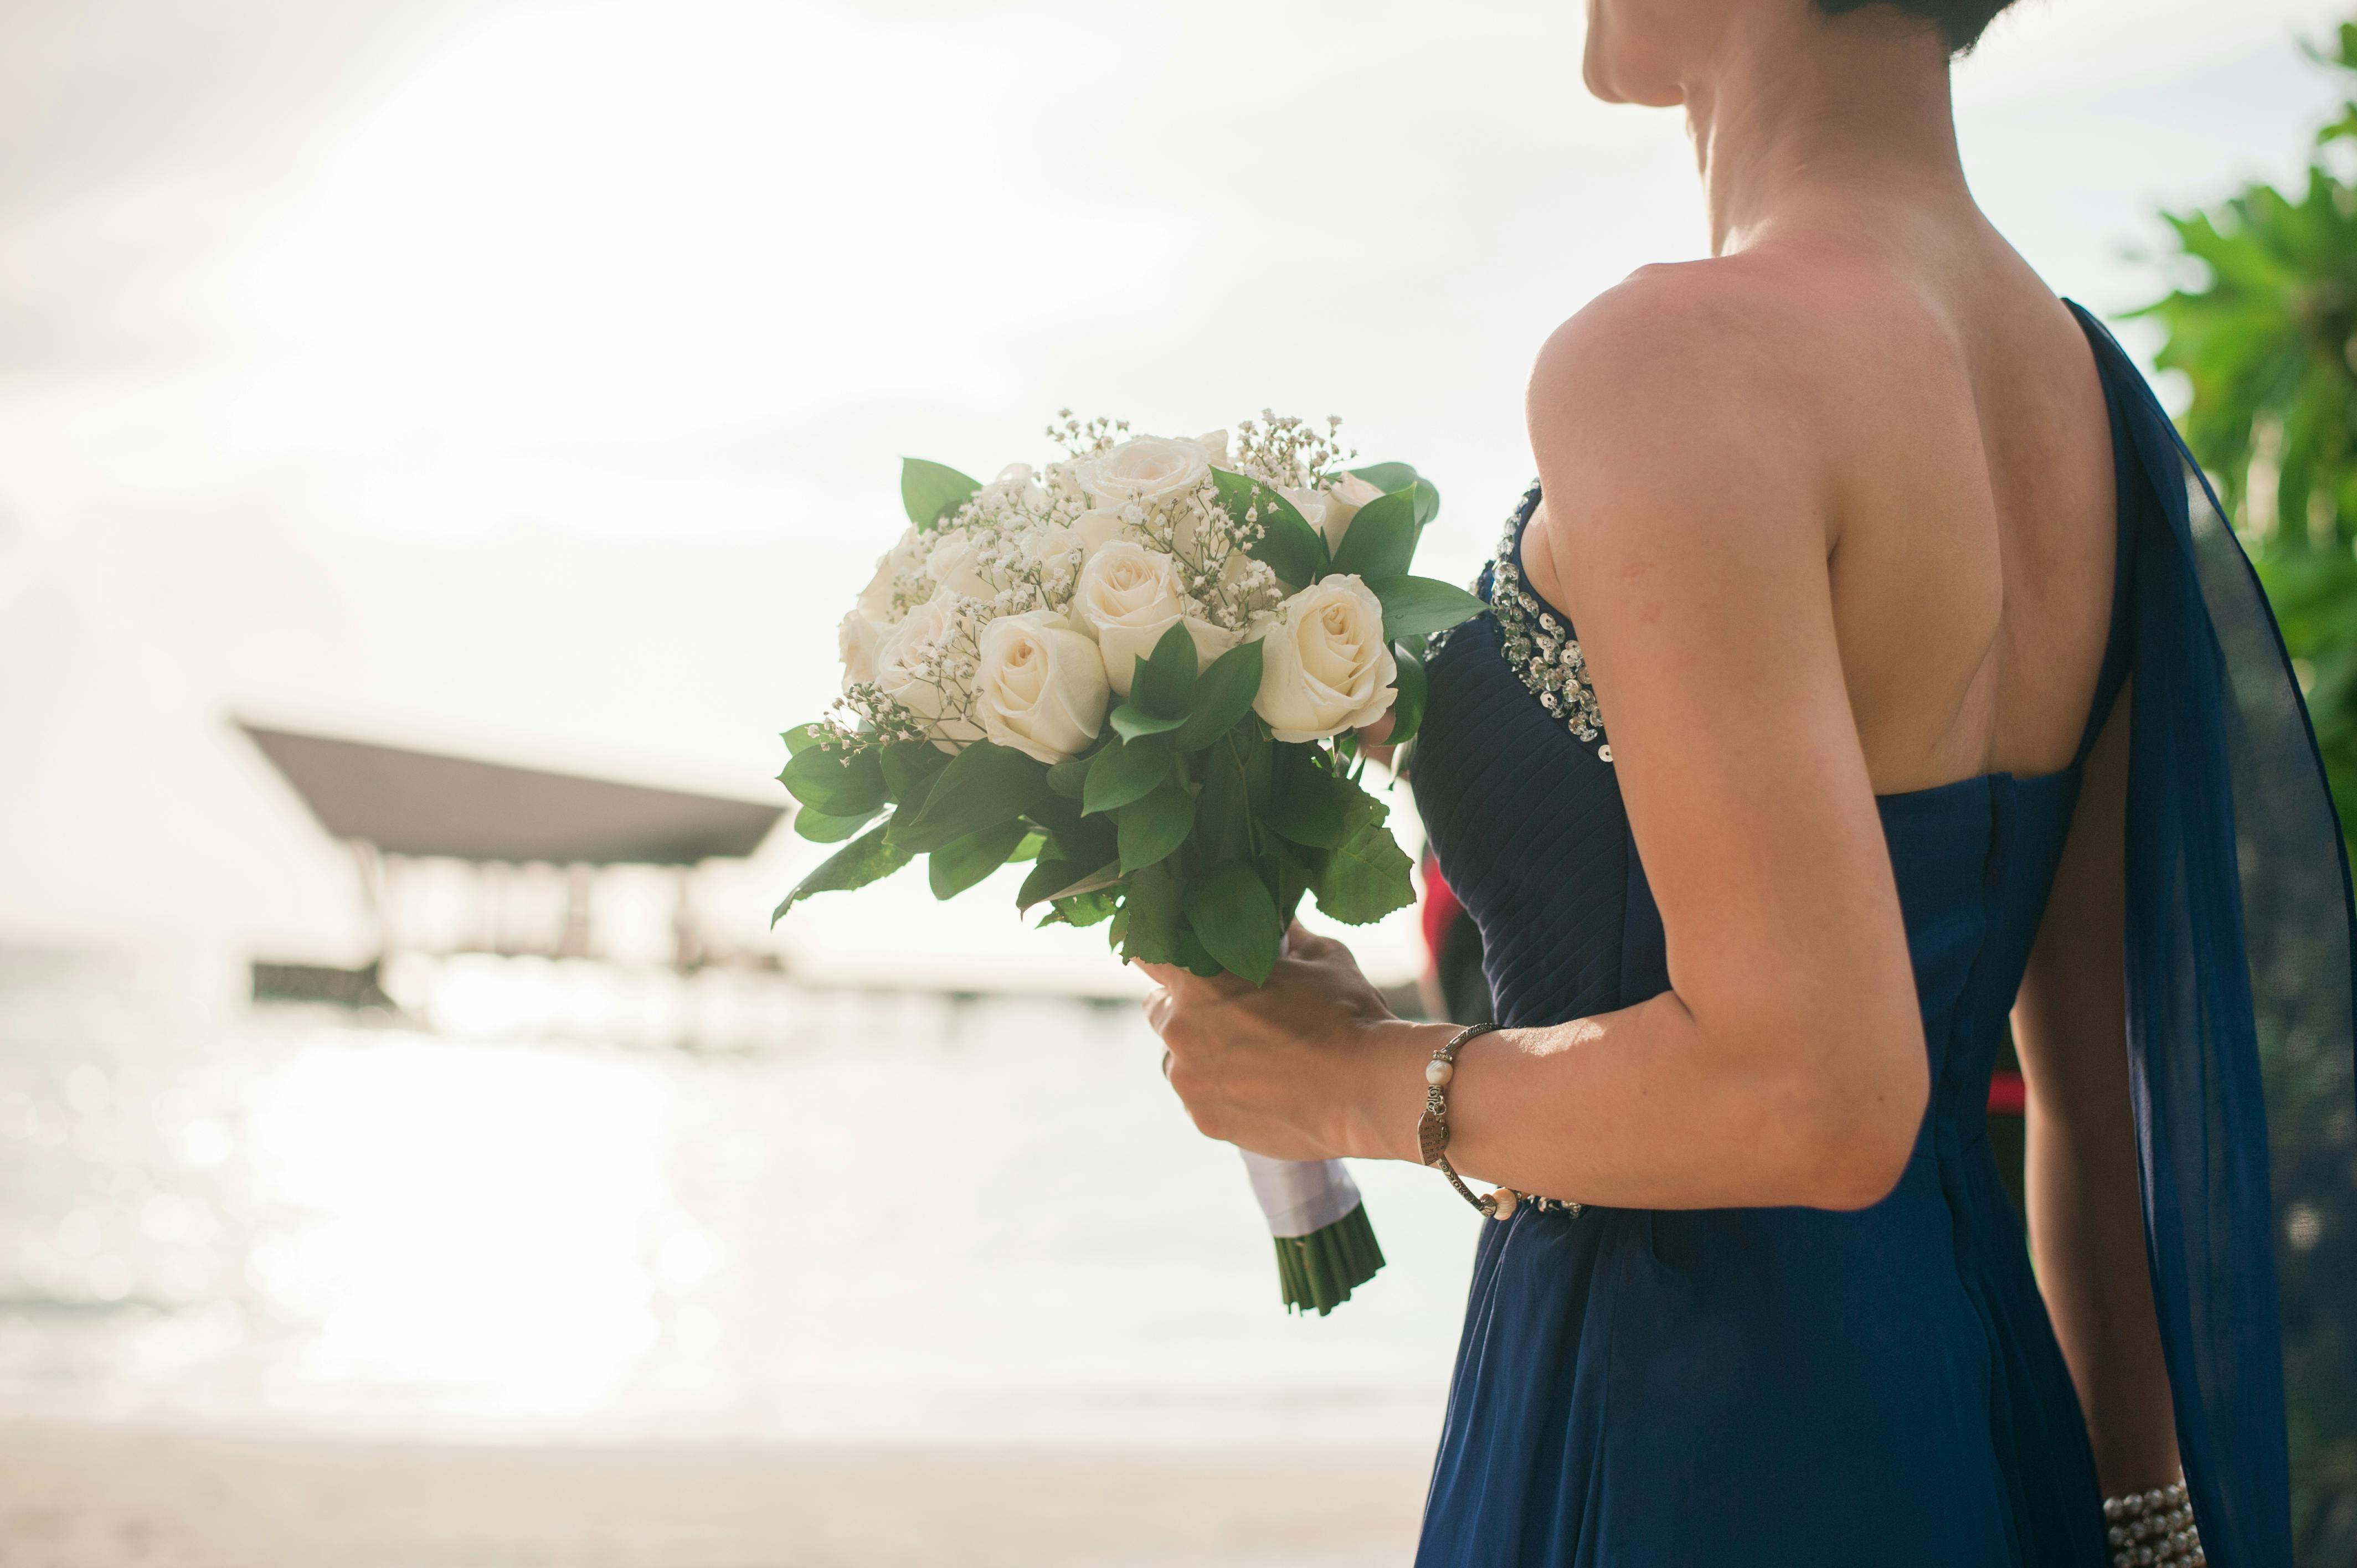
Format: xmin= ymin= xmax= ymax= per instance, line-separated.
xmin=1522 ymin=225 xmax=2118 ymax=795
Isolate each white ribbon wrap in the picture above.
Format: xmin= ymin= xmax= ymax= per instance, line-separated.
xmin=1239 ymin=1149 xmax=1362 ymax=1240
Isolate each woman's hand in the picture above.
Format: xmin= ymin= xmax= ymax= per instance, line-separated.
xmin=1137 ymin=924 xmax=1433 ymax=1164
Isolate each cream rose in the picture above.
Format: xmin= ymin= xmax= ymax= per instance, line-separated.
xmin=876 ymin=591 xmax=984 ymax=749
xmin=1074 ymin=435 xmax=1216 ymax=508
xmin=1318 ymin=473 xmax=1385 ymax=552
xmin=1278 ymin=473 xmax=1385 ymax=554
xmin=1074 ymin=542 xmax=1238 ymax=697
xmin=976 ymin=461 xmax=1049 ymax=514
xmin=838 ymin=609 xmax=885 ymax=690
xmin=925 ymin=532 xmax=991 ymax=600
xmin=1073 ymin=507 xmax=1129 ymax=562
xmin=972 ymin=611 xmax=1110 ymax=764
xmin=856 ymin=525 xmax=930 ymax=623
xmin=1252 ymin=575 xmax=1398 ymax=743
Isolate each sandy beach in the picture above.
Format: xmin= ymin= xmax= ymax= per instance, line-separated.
xmin=0 ymin=1424 xmax=1431 ymax=1568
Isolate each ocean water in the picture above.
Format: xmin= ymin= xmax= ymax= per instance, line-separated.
xmin=0 ymin=948 xmax=1476 ymax=1450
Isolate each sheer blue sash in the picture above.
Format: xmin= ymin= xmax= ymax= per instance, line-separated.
xmin=2073 ymin=302 xmax=2356 ymax=1566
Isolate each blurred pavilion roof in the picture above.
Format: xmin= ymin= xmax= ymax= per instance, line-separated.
xmin=240 ymin=725 xmax=784 ymax=866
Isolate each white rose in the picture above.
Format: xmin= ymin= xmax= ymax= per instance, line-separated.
xmin=876 ymin=590 xmax=985 ymax=749
xmin=857 ymin=525 xmax=929 ymax=623
xmin=925 ymin=533 xmax=991 ymax=600
xmin=1074 ymin=434 xmax=1216 ymax=508
xmin=1194 ymin=429 xmax=1230 ymax=465
xmin=1073 ymin=507 xmax=1129 ymax=561
xmin=838 ymin=609 xmax=885 ymax=690
xmin=1318 ymin=473 xmax=1386 ymax=551
xmin=972 ymin=611 xmax=1110 ymax=764
xmin=1278 ymin=485 xmax=1330 ymax=540
xmin=1074 ymin=542 xmax=1238 ymax=697
xmin=1018 ymin=521 xmax=1080 ymax=568
xmin=1252 ymin=575 xmax=1398 ymax=743
xmin=979 ymin=462 xmax=1048 ymax=514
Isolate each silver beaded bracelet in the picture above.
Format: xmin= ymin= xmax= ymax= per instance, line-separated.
xmin=1416 ymin=1022 xmax=1584 ymax=1221
xmin=2104 ymin=1474 xmax=2203 ymax=1567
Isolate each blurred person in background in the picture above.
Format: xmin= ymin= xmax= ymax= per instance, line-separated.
xmin=1141 ymin=0 xmax=2357 ymax=1563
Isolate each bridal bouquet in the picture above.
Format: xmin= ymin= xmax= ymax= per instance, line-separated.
xmin=773 ymin=413 xmax=1485 ymax=1313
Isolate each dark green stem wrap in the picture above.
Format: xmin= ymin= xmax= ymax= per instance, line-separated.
xmin=1273 ymin=1201 xmax=1385 ymax=1316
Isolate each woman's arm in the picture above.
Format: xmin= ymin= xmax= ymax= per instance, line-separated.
xmin=1144 ymin=274 xmax=1929 ymax=1213
xmin=2011 ymin=688 xmax=2184 ymax=1493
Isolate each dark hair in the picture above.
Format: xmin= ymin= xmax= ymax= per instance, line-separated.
xmin=1812 ymin=0 xmax=2019 ymax=53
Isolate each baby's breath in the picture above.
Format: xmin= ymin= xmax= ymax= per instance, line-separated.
xmin=1232 ymin=410 xmax=1356 ymax=493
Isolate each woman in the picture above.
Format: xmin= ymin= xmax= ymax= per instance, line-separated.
xmin=1138 ymin=1 xmax=2356 ymax=1564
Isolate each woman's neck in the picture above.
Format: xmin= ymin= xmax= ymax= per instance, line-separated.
xmin=1680 ymin=11 xmax=1972 ymax=257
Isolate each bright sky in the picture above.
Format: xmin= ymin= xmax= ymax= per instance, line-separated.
xmin=2 ymin=0 xmax=2347 ymax=966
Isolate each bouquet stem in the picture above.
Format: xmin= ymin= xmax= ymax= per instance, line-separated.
xmin=1239 ymin=1150 xmax=1385 ymax=1315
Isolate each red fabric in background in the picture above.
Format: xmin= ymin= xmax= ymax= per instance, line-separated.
xmin=1987 ymin=1071 xmax=2026 ymax=1117
xmin=1422 ymin=856 xmax=1466 ymax=961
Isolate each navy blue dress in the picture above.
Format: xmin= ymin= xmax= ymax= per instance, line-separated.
xmin=1407 ymin=306 xmax=2356 ymax=1566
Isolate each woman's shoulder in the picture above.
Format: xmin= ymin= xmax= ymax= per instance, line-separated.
xmin=1530 ymin=250 xmax=1946 ymax=450
xmin=1524 ymin=251 xmax=1963 ymax=559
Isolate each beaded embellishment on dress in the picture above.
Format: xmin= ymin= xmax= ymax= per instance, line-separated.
xmin=1449 ymin=482 xmax=1612 ymax=762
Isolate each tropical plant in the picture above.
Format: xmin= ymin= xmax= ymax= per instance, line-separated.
xmin=2132 ymin=22 xmax=2357 ymax=859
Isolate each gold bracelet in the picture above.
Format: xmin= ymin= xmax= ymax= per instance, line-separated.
xmin=1416 ymin=1022 xmax=1584 ymax=1221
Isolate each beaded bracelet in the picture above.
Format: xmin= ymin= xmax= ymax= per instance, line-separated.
xmin=2104 ymin=1474 xmax=2203 ymax=1567
xmin=1416 ymin=1022 xmax=1584 ymax=1221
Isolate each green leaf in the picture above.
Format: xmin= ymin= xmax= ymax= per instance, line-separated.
xmin=1409 ymin=477 xmax=1442 ymax=531
xmin=1045 ymin=752 xmax=1093 ymax=800
xmin=1172 ymin=637 xmax=1263 ymax=752
xmin=901 ymin=458 xmax=981 ymax=530
xmin=1214 ymin=468 xmax=1328 ymax=587
xmin=1264 ymin=754 xmax=1353 ymax=849
xmin=1329 ymin=489 xmax=1417 ymax=580
xmin=1110 ymin=704 xmax=1187 ymax=741
xmin=1133 ymin=621 xmax=1199 ymax=718
xmin=1119 ymin=863 xmax=1183 ymax=964
xmin=1017 ymin=856 xmax=1087 ymax=911
xmin=1347 ymin=461 xmax=1418 ymax=494
xmin=1053 ymin=889 xmax=1119 ymax=929
xmin=1311 ymin=785 xmax=1416 ymax=925
xmin=1193 ymin=734 xmax=1254 ymax=864
xmin=1174 ymin=923 xmax=1224 ymax=978
xmin=1083 ymin=735 xmax=1171 ymax=815
xmin=1026 ymin=791 xmax=1114 ymax=862
xmin=1368 ymin=574 xmax=1488 ymax=641
xmin=779 ymin=745 xmax=888 ymax=818
xmin=928 ymin=818 xmax=1031 ymax=900
xmin=1118 ymin=783 xmax=1196 ymax=873
xmin=889 ymin=741 xmax=1049 ymax=853
xmin=1021 ymin=855 xmax=1123 ymax=914
xmin=1270 ymin=837 xmax=1319 ymax=933
xmin=771 ymin=822 xmax=912 ymax=924
xmin=1241 ymin=726 xmax=1275 ymax=812
xmin=794 ymin=804 xmax=881 ymax=843
xmin=1386 ymin=643 xmax=1429 ymax=749
xmin=1183 ymin=860 xmax=1284 ymax=983
xmin=783 ymin=723 xmax=829 ymax=756
xmin=881 ymin=741 xmax=951 ymax=802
